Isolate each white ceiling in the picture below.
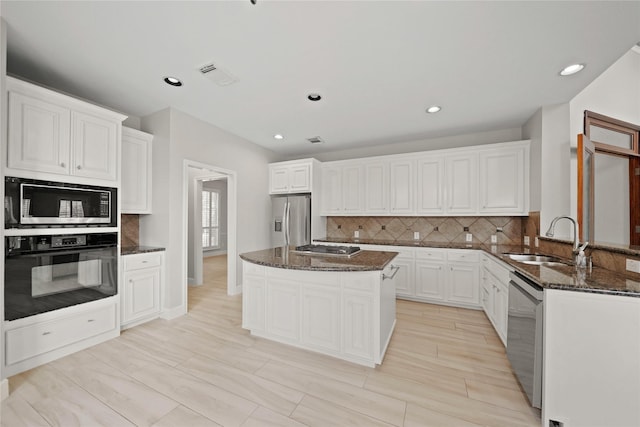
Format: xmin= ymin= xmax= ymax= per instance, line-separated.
xmin=2 ymin=1 xmax=639 ymax=157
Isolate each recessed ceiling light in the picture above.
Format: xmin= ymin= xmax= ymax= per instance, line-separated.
xmin=274 ymin=134 xmax=284 ymax=140
xmin=426 ymin=105 xmax=441 ymax=114
xmin=559 ymin=64 xmax=585 ymax=76
xmin=164 ymin=76 xmax=183 ymax=86
xmin=307 ymin=93 xmax=322 ymax=102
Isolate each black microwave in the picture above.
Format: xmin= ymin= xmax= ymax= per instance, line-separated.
xmin=5 ymin=177 xmax=117 ymax=229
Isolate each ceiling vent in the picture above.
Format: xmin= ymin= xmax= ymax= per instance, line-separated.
xmin=307 ymin=136 xmax=324 ymax=144
xmin=198 ymin=62 xmax=238 ymax=86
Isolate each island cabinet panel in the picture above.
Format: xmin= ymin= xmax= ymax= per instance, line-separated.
xmin=343 ymin=292 xmax=374 ymax=360
xmin=266 ymin=280 xmax=300 ymax=341
xmin=241 ymin=260 xmax=394 ymax=367
xmin=301 ymin=285 xmax=341 ymax=352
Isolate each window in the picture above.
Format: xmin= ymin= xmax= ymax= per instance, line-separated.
xmin=202 ymin=189 xmax=220 ymax=249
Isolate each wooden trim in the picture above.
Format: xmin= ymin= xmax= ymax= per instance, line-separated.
xmin=585 ymin=110 xmax=640 ymax=132
xmin=630 ymin=157 xmax=640 ymax=246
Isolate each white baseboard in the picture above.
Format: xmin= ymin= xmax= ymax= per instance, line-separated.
xmin=160 ymin=304 xmax=186 ymax=321
xmin=1 ymin=378 xmax=8 ymax=401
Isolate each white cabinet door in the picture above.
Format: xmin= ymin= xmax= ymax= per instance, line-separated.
xmin=122 ymin=268 xmax=161 ymax=325
xmin=301 ymin=285 xmax=341 ymax=352
xmin=242 ymin=275 xmax=266 ymax=332
xmin=364 ymin=162 xmax=388 ymax=214
xmin=121 ymin=127 xmax=153 ymax=214
xmin=321 ymin=165 xmax=342 ymax=214
xmin=342 ymin=164 xmax=364 ymax=213
xmin=71 ymin=111 xmax=118 ymax=181
xmin=8 ymin=91 xmax=71 ymax=175
xmin=416 ymin=156 xmax=445 ymax=214
xmin=446 ymin=153 xmax=478 ymax=214
xmin=415 ymin=261 xmax=446 ymax=301
xmin=266 ymin=280 xmax=300 ymax=341
xmin=289 ymin=164 xmax=311 ymax=192
xmin=392 ymin=256 xmax=415 ymax=298
xmin=479 ymin=146 xmax=526 ymax=214
xmin=494 ymin=281 xmax=508 ymax=341
xmin=343 ymin=291 xmax=374 ymax=360
xmin=447 ymin=263 xmax=480 ymax=306
xmin=389 ymin=159 xmax=414 ymax=214
xmin=269 ymin=165 xmax=290 ymax=194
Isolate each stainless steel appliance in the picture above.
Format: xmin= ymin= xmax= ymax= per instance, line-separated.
xmin=271 ymin=194 xmax=311 ymax=247
xmin=4 ymin=233 xmax=118 ymax=321
xmin=293 ymin=244 xmax=361 ymax=257
xmin=5 ymin=176 xmax=117 ymax=228
xmin=507 ymin=271 xmax=544 ymax=408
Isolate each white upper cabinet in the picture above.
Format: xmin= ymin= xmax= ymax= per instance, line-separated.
xmin=121 ymin=127 xmax=153 ymax=214
xmin=479 ymin=143 xmax=529 ymax=214
xmin=318 ymin=140 xmax=530 ymax=216
xmin=342 ymin=164 xmax=364 ymax=213
xmin=269 ymin=159 xmax=315 ymax=194
xmin=389 ymin=159 xmax=414 ymax=214
xmin=7 ymin=77 xmax=126 ymax=183
xmin=416 ymin=155 xmax=445 ymax=214
xmin=445 ymin=153 xmax=478 ymax=214
xmin=364 ymin=162 xmax=388 ymax=214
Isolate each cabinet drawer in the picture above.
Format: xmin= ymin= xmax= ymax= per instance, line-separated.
xmin=123 ymin=252 xmax=162 ymax=271
xmin=342 ymin=273 xmax=376 ymax=292
xmin=6 ymin=304 xmax=117 ymax=365
xmin=482 ymin=255 xmax=512 ymax=284
xmin=415 ymin=248 xmax=446 ymax=261
xmin=447 ymin=250 xmax=480 ymax=263
xmin=244 ymin=262 xmax=265 ymax=276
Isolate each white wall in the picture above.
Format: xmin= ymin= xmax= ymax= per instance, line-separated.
xmin=140 ymin=108 xmax=276 ymax=314
xmin=595 ymin=153 xmax=629 ymax=245
xmin=569 ymin=47 xmax=640 ymax=244
xmin=298 ymin=127 xmax=523 ymax=162
xmin=203 ymin=179 xmax=228 ymax=254
xmin=522 ymin=107 xmax=542 ymax=213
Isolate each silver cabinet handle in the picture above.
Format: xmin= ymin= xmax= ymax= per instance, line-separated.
xmin=383 ymin=264 xmax=400 ymax=280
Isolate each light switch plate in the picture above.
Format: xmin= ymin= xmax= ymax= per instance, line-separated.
xmin=354 ymin=230 xmax=360 ymax=238
xmin=491 ymin=235 xmax=497 ymax=243
xmin=534 ymin=237 xmax=539 ymax=247
xmin=524 ymin=236 xmax=530 ymax=246
xmin=465 ymin=233 xmax=473 ymax=242
xmin=626 ymin=259 xmax=640 ymax=273
xmin=413 ymin=231 xmax=420 ymax=240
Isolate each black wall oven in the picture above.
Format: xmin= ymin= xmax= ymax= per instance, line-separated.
xmin=4 ymin=233 xmax=118 ymax=321
xmin=5 ymin=176 xmax=117 ymax=229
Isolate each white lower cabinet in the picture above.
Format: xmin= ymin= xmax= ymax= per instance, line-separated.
xmin=447 ymin=261 xmax=480 ymax=306
xmin=392 ymin=254 xmax=415 ymax=297
xmin=481 ymin=254 xmax=512 ymax=345
xmin=3 ymin=297 xmax=119 ymax=377
xmin=242 ymin=261 xmax=394 ymax=367
xmin=121 ymin=251 xmax=164 ymax=328
xmin=415 ymin=260 xmax=446 ymax=301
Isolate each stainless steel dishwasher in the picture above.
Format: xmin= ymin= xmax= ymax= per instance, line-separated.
xmin=507 ymin=271 xmax=544 ymax=409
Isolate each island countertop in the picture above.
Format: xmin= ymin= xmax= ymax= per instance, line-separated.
xmin=239 ymin=246 xmax=398 ymax=272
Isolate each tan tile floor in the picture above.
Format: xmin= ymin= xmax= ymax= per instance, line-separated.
xmin=1 ymin=255 xmax=541 ymax=426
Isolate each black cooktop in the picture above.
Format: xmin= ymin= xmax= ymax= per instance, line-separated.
xmin=293 ymin=244 xmax=361 ymax=257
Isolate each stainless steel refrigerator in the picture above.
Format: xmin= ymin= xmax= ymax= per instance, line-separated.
xmin=271 ymin=194 xmax=311 ymax=248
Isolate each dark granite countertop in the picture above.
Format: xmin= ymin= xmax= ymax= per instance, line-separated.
xmin=121 ymin=246 xmax=166 ymax=256
xmin=239 ymin=246 xmax=398 ymax=272
xmin=314 ymin=237 xmax=640 ymax=297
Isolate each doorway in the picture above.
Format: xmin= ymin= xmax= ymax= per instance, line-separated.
xmin=182 ymin=160 xmax=238 ymax=306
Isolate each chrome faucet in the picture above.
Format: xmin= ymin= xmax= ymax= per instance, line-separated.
xmin=545 ymin=216 xmax=581 ymax=255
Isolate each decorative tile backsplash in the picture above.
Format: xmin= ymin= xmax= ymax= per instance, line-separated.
xmin=121 ymin=214 xmax=139 ymax=247
xmin=326 ymin=216 xmax=524 ymax=245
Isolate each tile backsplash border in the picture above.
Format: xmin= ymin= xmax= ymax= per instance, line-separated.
xmin=326 ymin=215 xmax=524 ymax=245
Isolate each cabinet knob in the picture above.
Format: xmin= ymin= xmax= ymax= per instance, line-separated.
xmin=60 ymin=162 xmax=66 ymax=168
xmin=77 ymin=165 xmax=82 ymax=170
xmin=42 ymin=331 xmax=52 ymax=336
xmin=87 ymin=319 xmax=95 ymax=322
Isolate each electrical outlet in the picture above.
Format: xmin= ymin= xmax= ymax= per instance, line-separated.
xmin=626 ymin=259 xmax=640 ymax=273
xmin=524 ymin=236 xmax=530 ymax=246
xmin=413 ymin=231 xmax=420 ymax=240
xmin=490 ymin=235 xmax=497 ymax=243
xmin=534 ymin=236 xmax=539 ymax=247
xmin=465 ymin=233 xmax=473 ymax=242
xmin=354 ymin=230 xmax=360 ymax=238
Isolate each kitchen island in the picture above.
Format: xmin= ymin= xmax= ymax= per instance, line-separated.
xmin=239 ymin=246 xmax=398 ymax=367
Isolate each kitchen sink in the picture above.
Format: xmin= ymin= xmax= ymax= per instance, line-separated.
xmin=504 ymin=253 xmax=570 ymax=267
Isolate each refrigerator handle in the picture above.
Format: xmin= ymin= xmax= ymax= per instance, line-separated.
xmin=284 ymin=201 xmax=290 ymax=247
